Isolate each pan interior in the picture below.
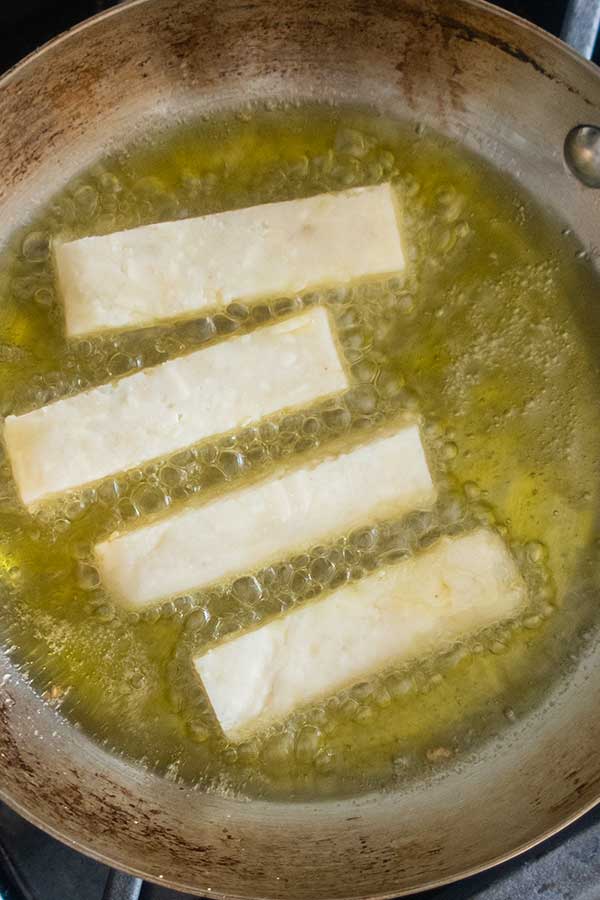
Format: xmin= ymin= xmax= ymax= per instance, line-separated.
xmin=1 ymin=101 xmax=599 ymax=803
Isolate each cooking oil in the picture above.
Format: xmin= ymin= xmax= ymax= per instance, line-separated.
xmin=0 ymin=103 xmax=599 ymax=800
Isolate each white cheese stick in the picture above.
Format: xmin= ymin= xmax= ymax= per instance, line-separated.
xmin=55 ymin=183 xmax=404 ymax=336
xmin=195 ymin=529 xmax=526 ymax=740
xmin=95 ymin=425 xmax=436 ymax=609
xmin=3 ymin=307 xmax=347 ymax=507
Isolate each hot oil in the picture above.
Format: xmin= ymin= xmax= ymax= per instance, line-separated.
xmin=0 ymin=104 xmax=599 ymax=799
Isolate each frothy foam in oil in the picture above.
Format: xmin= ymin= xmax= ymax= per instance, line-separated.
xmin=0 ymin=104 xmax=599 ymax=799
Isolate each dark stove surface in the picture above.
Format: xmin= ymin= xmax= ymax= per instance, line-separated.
xmin=0 ymin=2 xmax=599 ymax=899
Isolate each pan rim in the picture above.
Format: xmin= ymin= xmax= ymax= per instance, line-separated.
xmin=0 ymin=0 xmax=599 ymax=896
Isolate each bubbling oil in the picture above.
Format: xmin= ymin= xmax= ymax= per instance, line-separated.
xmin=0 ymin=104 xmax=599 ymax=800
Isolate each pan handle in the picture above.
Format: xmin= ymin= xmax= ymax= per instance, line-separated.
xmin=102 ymin=869 xmax=143 ymax=900
xmin=561 ymin=0 xmax=600 ymax=60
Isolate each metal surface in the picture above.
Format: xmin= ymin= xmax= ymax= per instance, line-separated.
xmin=4 ymin=797 xmax=600 ymax=900
xmin=101 ymin=871 xmax=142 ymax=900
xmin=0 ymin=1 xmax=600 ymax=898
xmin=561 ymin=0 xmax=600 ymax=59
xmin=565 ymin=123 xmax=600 ymax=184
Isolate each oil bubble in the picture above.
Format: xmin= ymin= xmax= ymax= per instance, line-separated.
xmin=353 ymin=681 xmax=374 ymax=700
xmin=34 ymin=287 xmax=54 ymax=307
xmin=262 ymin=730 xmax=294 ymax=765
xmin=334 ymin=128 xmax=369 ymax=158
xmin=219 ymin=451 xmax=245 ymax=479
xmin=180 ymin=317 xmax=216 ymax=344
xmin=349 ymin=527 xmax=379 ymax=551
xmin=160 ymin=465 xmax=186 ymax=488
xmin=310 ymin=557 xmax=335 ymax=584
xmin=98 ymin=171 xmax=122 ymax=193
xmin=132 ymin=484 xmax=168 ymax=516
xmin=118 ymin=498 xmax=140 ymax=521
xmin=65 ymin=497 xmax=87 ymax=521
xmin=322 ymin=407 xmax=351 ymax=430
xmin=199 ymin=444 xmax=218 ymax=465
xmin=396 ymin=293 xmax=415 ymax=315
xmin=347 ymin=385 xmax=377 ymax=414
xmin=259 ymin=421 xmax=278 ymax=443
xmin=526 ymin=541 xmax=546 ymax=564
xmin=291 ymin=571 xmax=311 ymax=595
xmin=74 ymin=185 xmax=99 ymax=219
xmin=13 ymin=275 xmax=42 ymax=300
xmin=280 ymin=414 xmax=303 ymax=433
xmin=232 ymin=576 xmax=262 ymax=604
xmin=22 ymin=231 xmax=50 ymax=262
xmin=251 ymin=304 xmax=271 ymax=324
xmin=247 ymin=445 xmax=267 ymax=465
xmin=95 ymin=604 xmax=115 ymax=623
xmin=160 ymin=600 xmax=177 ymax=619
xmin=352 ymin=360 xmax=378 ymax=383
xmin=226 ymin=302 xmax=249 ymax=320
xmin=315 ymin=748 xmax=336 ymax=772
xmin=274 ymin=297 xmax=300 ymax=316
xmin=463 ymin=481 xmax=480 ymax=500
xmin=213 ymin=314 xmax=239 ymax=335
xmin=275 ymin=563 xmax=294 ymax=586
xmin=378 ymin=372 xmax=405 ymax=399
xmin=295 ymin=725 xmax=322 ymax=763
xmin=443 ymin=441 xmax=458 ymax=460
xmin=185 ymin=607 xmax=211 ymax=633
xmin=108 ymin=352 xmax=137 ymax=376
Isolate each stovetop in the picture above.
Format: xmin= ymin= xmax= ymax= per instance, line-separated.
xmin=0 ymin=2 xmax=599 ymax=899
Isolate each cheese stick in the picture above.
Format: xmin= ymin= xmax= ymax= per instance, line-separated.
xmin=195 ymin=528 xmax=527 ymax=740
xmin=55 ymin=183 xmax=405 ymax=336
xmin=96 ymin=425 xmax=436 ymax=609
xmin=4 ymin=307 xmax=347 ymax=506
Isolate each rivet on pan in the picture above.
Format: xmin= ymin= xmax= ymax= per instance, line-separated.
xmin=564 ymin=125 xmax=600 ymax=188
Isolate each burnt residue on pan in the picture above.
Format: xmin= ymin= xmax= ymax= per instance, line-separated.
xmin=436 ymin=12 xmax=596 ymax=105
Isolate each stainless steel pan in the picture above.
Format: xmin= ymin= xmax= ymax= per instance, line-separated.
xmin=0 ymin=1 xmax=599 ymax=897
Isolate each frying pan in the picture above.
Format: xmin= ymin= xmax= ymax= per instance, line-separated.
xmin=1 ymin=1 xmax=600 ymax=897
